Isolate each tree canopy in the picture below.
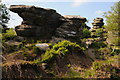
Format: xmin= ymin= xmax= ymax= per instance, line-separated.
xmin=0 ymin=3 xmax=10 ymax=33
xmin=0 ymin=3 xmax=10 ymax=24
xmin=104 ymin=1 xmax=120 ymax=47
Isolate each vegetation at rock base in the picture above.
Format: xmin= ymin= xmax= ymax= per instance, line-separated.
xmin=89 ymin=41 xmax=107 ymax=49
xmin=81 ymin=28 xmax=91 ymax=38
xmin=96 ymin=47 xmax=112 ymax=59
xmin=41 ymin=40 xmax=85 ymax=63
xmin=95 ymin=28 xmax=103 ymax=37
xmin=2 ymin=28 xmax=17 ymax=41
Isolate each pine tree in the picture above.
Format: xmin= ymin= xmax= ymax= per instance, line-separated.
xmin=0 ymin=3 xmax=10 ymax=33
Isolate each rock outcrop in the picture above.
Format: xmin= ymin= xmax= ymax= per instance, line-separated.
xmin=10 ymin=5 xmax=63 ymax=39
xmin=9 ymin=5 xmax=89 ymax=41
xmin=90 ymin=17 xmax=104 ymax=37
xmin=56 ymin=15 xmax=88 ymax=40
xmin=92 ymin=18 xmax=104 ymax=29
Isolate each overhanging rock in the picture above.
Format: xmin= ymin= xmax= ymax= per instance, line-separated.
xmin=10 ymin=5 xmax=89 ymax=41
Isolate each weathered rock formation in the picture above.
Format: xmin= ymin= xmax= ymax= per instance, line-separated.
xmin=10 ymin=5 xmax=63 ymax=38
xmin=92 ymin=18 xmax=104 ymax=28
xmin=56 ymin=15 xmax=88 ymax=39
xmin=90 ymin=17 xmax=104 ymax=37
xmin=9 ymin=5 xmax=89 ymax=41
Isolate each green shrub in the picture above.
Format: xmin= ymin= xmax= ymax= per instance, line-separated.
xmin=32 ymin=58 xmax=41 ymax=64
xmin=41 ymin=49 xmax=56 ymax=63
xmin=84 ymin=69 xmax=95 ymax=78
xmin=33 ymin=46 xmax=41 ymax=54
xmin=67 ymin=70 xmax=81 ymax=78
xmin=37 ymin=40 xmax=48 ymax=43
xmin=28 ymin=40 xmax=36 ymax=43
xmin=0 ymin=34 xmax=2 ymax=40
xmin=98 ymin=47 xmax=111 ymax=54
xmin=96 ymin=47 xmax=112 ymax=59
xmin=67 ymin=64 xmax=71 ymax=68
xmin=90 ymin=42 xmax=107 ymax=49
xmin=22 ymin=51 xmax=37 ymax=61
xmin=92 ymin=55 xmax=120 ymax=72
xmin=2 ymin=28 xmax=17 ymax=41
xmin=22 ymin=40 xmax=27 ymax=44
xmin=92 ymin=61 xmax=104 ymax=70
xmin=20 ymin=44 xmax=40 ymax=60
xmin=41 ymin=40 xmax=85 ymax=63
xmin=110 ymin=49 xmax=120 ymax=56
xmin=95 ymin=28 xmax=103 ymax=37
xmin=81 ymin=28 xmax=91 ymax=38
xmin=2 ymin=43 xmax=15 ymax=53
xmin=18 ymin=43 xmax=24 ymax=49
xmin=92 ymin=60 xmax=118 ymax=74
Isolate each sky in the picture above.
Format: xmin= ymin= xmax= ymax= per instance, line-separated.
xmin=1 ymin=0 xmax=117 ymax=28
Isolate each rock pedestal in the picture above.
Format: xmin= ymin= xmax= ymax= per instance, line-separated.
xmin=9 ymin=5 xmax=89 ymax=41
xmin=10 ymin=5 xmax=63 ymax=39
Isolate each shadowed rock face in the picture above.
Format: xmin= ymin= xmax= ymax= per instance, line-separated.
xmin=10 ymin=5 xmax=63 ymax=38
xmin=56 ymin=15 xmax=88 ymax=39
xmin=10 ymin=5 xmax=88 ymax=40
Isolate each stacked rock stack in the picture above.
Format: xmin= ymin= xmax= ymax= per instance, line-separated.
xmin=92 ymin=18 xmax=104 ymax=29
xmin=90 ymin=17 xmax=104 ymax=37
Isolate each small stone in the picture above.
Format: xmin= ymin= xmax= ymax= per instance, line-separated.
xmin=35 ymin=43 xmax=49 ymax=51
xmin=42 ymin=63 xmax=48 ymax=70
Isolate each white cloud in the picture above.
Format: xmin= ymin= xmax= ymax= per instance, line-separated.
xmin=95 ymin=10 xmax=105 ymax=15
xmin=71 ymin=0 xmax=119 ymax=7
xmin=72 ymin=0 xmax=88 ymax=7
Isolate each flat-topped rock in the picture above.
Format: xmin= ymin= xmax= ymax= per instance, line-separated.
xmin=10 ymin=5 xmax=89 ymax=41
xmin=56 ymin=15 xmax=89 ymax=40
xmin=92 ymin=17 xmax=104 ymax=28
xmin=10 ymin=5 xmax=56 ymax=14
xmin=10 ymin=5 xmax=63 ymax=38
xmin=64 ymin=15 xmax=86 ymax=20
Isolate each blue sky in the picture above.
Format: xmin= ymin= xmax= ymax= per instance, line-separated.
xmin=2 ymin=0 xmax=116 ymax=28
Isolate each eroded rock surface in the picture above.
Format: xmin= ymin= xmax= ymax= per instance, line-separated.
xmin=56 ymin=15 xmax=88 ymax=39
xmin=90 ymin=17 xmax=105 ymax=37
xmin=10 ymin=5 xmax=63 ymax=38
xmin=92 ymin=17 xmax=104 ymax=29
xmin=10 ymin=5 xmax=89 ymax=41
